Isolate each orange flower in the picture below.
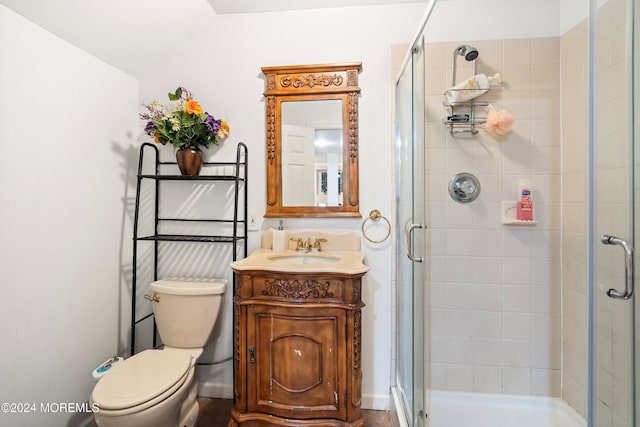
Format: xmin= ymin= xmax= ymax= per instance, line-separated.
xmin=154 ymin=133 xmax=162 ymax=144
xmin=185 ymin=99 xmax=203 ymax=115
xmin=219 ymin=120 xmax=230 ymax=137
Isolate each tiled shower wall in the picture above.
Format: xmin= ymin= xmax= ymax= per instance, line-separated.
xmin=424 ymin=38 xmax=563 ymax=396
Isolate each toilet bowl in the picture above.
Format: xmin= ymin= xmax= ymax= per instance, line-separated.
xmin=90 ymin=278 xmax=226 ymax=427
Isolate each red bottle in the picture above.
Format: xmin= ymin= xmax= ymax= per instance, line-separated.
xmin=516 ymin=188 xmax=533 ymax=221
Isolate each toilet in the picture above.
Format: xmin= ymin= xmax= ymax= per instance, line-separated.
xmin=90 ymin=278 xmax=226 ymax=427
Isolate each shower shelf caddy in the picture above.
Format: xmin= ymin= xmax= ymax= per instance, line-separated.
xmin=129 ymin=142 xmax=248 ymax=356
xmin=444 ymin=44 xmax=490 ymax=135
xmin=443 ymin=90 xmax=489 ymax=135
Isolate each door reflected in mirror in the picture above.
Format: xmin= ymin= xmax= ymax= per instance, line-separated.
xmin=281 ymin=100 xmax=343 ymax=207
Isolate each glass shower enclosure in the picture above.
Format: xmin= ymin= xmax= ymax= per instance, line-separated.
xmin=393 ymin=0 xmax=640 ymax=426
xmin=590 ymin=0 xmax=637 ymax=425
xmin=395 ymin=34 xmax=427 ymax=427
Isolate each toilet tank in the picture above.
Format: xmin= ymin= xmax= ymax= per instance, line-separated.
xmin=149 ymin=278 xmax=227 ymax=348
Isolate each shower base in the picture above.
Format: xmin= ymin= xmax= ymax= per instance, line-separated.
xmin=392 ymin=388 xmax=586 ymax=427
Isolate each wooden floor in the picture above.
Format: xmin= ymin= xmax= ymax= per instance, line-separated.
xmin=196 ymin=398 xmax=393 ymax=426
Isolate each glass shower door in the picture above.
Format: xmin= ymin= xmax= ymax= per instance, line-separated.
xmin=395 ymin=37 xmax=427 ymax=426
xmin=590 ymin=0 xmax=636 ymax=425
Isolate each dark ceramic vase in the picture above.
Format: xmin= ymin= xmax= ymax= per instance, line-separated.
xmin=176 ymin=147 xmax=203 ymax=176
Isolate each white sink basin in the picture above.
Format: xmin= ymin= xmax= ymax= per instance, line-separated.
xmin=267 ymin=253 xmax=340 ymax=265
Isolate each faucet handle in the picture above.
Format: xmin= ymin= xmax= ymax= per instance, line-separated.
xmin=290 ymin=237 xmax=304 ymax=251
xmin=312 ymin=238 xmax=328 ymax=252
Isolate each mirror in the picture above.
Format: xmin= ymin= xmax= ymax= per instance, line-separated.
xmin=262 ymin=63 xmax=362 ymax=217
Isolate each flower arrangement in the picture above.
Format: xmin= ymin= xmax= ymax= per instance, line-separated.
xmin=140 ymin=87 xmax=229 ymax=150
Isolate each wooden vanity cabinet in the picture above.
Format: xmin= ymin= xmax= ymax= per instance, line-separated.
xmin=229 ymin=269 xmax=366 ymax=427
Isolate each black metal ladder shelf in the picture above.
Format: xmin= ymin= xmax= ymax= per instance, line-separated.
xmin=130 ymin=142 xmax=248 ymax=356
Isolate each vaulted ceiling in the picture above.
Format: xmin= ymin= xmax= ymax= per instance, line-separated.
xmin=1 ymin=0 xmax=423 ymax=78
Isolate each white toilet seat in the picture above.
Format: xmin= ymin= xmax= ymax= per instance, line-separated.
xmin=91 ymin=349 xmax=192 ymax=415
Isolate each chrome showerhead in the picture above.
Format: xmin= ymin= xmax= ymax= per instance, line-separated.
xmin=455 ymin=45 xmax=479 ymax=61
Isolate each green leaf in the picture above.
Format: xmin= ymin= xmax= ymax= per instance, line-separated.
xmin=168 ymin=87 xmax=182 ymax=101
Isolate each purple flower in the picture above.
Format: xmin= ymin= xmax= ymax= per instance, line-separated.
xmin=205 ymin=113 xmax=221 ymax=135
xmin=144 ymin=121 xmax=157 ymax=134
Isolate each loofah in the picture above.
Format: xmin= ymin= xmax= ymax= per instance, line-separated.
xmin=485 ymin=109 xmax=514 ymax=135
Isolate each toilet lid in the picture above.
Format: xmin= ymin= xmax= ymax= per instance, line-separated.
xmin=92 ymin=350 xmax=192 ymax=410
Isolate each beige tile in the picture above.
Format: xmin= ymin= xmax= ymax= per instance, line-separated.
xmin=502 ymin=367 xmax=532 ymax=394
xmin=561 ymin=141 xmax=587 ymax=175
xmin=503 ymin=229 xmax=532 ymax=257
xmin=503 ymin=339 xmax=532 ymax=367
xmin=532 ymin=146 xmax=561 ymax=175
xmin=532 ymin=313 xmax=561 ymax=342
xmin=532 ymin=257 xmax=560 ymax=286
xmin=534 ymin=204 xmax=561 ymax=233
xmin=474 ymin=311 xmax=503 ymax=339
xmin=532 ymin=173 xmax=561 ymax=203
xmin=532 ymin=63 xmax=560 ymax=91
xmin=503 ymin=63 xmax=532 ymax=90
xmin=532 ymin=119 xmax=561 ymax=147
xmin=431 ymin=336 xmax=474 ymax=364
xmin=503 ymin=138 xmax=532 ymax=175
xmin=424 ymin=41 xmax=447 ymax=65
xmin=474 ymin=284 xmax=503 ymax=312
xmin=474 ymin=39 xmax=504 ymax=75
xmin=531 ymin=368 xmax=561 ymax=396
xmin=531 ymin=37 xmax=560 ymax=65
xmin=532 ymin=286 xmax=561 ymax=314
xmin=502 ymin=89 xmax=533 ymax=120
xmin=531 ymin=90 xmax=560 ymax=120
xmin=474 ymin=256 xmax=503 ymax=283
xmin=503 ymin=285 xmax=532 ymax=312
xmin=473 ymin=365 xmax=503 ymax=393
xmin=473 ymin=338 xmax=504 ymax=366
xmin=444 ymin=363 xmax=474 ymax=391
xmin=425 ymin=66 xmax=448 ymax=95
xmin=503 ymin=38 xmax=531 ymax=65
xmin=503 ymin=312 xmax=532 ymax=340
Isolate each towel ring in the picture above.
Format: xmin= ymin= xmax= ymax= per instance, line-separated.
xmin=362 ymin=210 xmax=391 ymax=244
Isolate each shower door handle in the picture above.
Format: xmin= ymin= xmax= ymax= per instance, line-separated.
xmin=406 ymin=223 xmax=425 ymax=263
xmin=601 ymin=235 xmax=634 ymax=300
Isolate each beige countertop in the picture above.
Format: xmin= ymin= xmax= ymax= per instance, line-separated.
xmin=230 ymin=248 xmax=369 ymax=275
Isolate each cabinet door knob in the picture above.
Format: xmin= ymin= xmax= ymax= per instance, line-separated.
xmin=248 ymin=346 xmax=255 ymax=364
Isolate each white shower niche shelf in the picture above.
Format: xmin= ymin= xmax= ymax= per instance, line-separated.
xmin=501 ymin=201 xmax=538 ymax=226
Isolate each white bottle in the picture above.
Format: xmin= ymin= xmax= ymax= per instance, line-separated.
xmin=446 ymin=72 xmax=502 ymax=104
xmin=272 ymin=221 xmax=288 ymax=252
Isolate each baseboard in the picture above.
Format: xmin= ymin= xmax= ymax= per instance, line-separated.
xmin=361 ymin=392 xmax=391 ymax=411
xmin=198 ymin=381 xmax=234 ymax=399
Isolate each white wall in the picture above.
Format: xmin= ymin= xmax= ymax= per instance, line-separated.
xmin=139 ymin=3 xmax=426 ymax=409
xmin=424 ymin=0 xmax=561 ymax=42
xmin=0 ymin=5 xmax=139 ymax=426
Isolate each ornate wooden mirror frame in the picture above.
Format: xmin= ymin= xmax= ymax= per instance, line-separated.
xmin=262 ymin=63 xmax=362 ymax=217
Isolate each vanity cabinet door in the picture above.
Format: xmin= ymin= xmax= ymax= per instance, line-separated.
xmin=246 ymin=304 xmax=347 ymax=420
